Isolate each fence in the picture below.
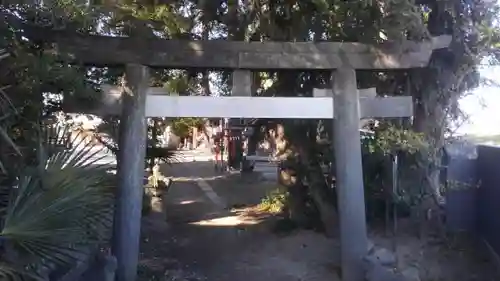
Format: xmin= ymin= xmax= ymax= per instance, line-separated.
xmin=444 ymin=144 xmax=500 ymax=259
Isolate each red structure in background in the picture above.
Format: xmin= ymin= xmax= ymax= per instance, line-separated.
xmin=211 ymin=122 xmax=245 ymax=171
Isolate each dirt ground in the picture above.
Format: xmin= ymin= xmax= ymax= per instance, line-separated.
xmin=369 ymin=221 xmax=498 ymax=281
xmin=137 ymin=160 xmax=499 ymax=281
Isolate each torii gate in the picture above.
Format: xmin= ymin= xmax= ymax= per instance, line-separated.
xmin=96 ymin=69 xmax=416 ymax=281
xmin=48 ymin=30 xmax=451 ymax=281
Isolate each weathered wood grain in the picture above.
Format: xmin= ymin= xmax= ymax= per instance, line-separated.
xmin=40 ymin=31 xmax=451 ymax=69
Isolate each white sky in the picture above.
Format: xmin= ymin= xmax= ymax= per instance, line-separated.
xmin=454 ymin=0 xmax=500 ymax=136
xmin=455 ymin=65 xmax=500 ymax=136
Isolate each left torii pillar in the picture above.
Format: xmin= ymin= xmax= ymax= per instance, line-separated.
xmin=112 ymin=64 xmax=149 ymax=281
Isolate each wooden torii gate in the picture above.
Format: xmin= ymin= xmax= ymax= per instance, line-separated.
xmin=46 ymin=30 xmax=451 ymax=281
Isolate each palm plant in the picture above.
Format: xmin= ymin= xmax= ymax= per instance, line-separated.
xmin=0 ymin=49 xmax=21 ymax=174
xmin=0 ymin=29 xmax=115 ymax=281
xmin=93 ymin=117 xmax=183 ymax=165
xmin=0 ymin=124 xmax=115 ymax=280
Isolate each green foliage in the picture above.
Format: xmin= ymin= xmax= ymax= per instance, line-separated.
xmin=1 ymin=0 xmax=498 ymax=273
xmin=118 ymin=2 xmax=190 ymax=36
xmin=378 ymin=0 xmax=430 ymax=40
xmin=259 ymin=187 xmax=288 ymax=214
xmin=0 ymin=262 xmax=43 ymax=281
xmin=170 ymin=118 xmax=204 ymax=139
xmin=93 ymin=118 xmax=181 ymax=165
xmin=360 ymin=125 xmax=427 ymax=219
xmin=0 ymin=82 xmax=21 ymax=174
xmin=364 ymin=124 xmax=427 ymax=155
xmin=0 ymin=6 xmax=98 ymax=177
xmin=0 ymin=125 xmax=114 ymax=280
xmin=163 ymin=75 xmax=191 ymax=95
xmin=0 ymin=10 xmax=115 ymax=278
xmin=146 ymin=147 xmax=181 ymax=165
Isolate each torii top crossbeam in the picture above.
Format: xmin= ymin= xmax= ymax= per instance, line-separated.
xmin=39 ymin=30 xmax=451 ymax=69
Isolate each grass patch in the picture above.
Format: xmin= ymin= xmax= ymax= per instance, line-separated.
xmin=258 ymin=187 xmax=301 ymax=235
xmin=258 ymin=186 xmax=288 ymax=214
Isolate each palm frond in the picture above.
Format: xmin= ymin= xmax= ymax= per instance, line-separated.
xmin=146 ymin=146 xmax=182 ymax=165
xmin=0 ymin=123 xmax=114 ymax=271
xmin=92 ymin=122 xmax=182 ymax=165
xmin=0 ymin=262 xmax=44 ymax=281
xmin=0 ymin=50 xmax=21 ymax=174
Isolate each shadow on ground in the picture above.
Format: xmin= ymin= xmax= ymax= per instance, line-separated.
xmin=138 ymin=160 xmax=341 ymax=281
xmin=138 ymin=160 xmax=499 ymax=281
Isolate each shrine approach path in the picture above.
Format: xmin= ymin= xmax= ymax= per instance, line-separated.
xmin=137 ymin=155 xmax=342 ymax=281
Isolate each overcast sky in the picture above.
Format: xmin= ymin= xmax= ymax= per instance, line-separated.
xmin=456 ymin=65 xmax=500 ymax=136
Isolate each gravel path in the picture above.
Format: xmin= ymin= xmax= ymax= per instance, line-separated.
xmin=138 ymin=151 xmax=499 ymax=281
xmin=138 ymin=159 xmax=341 ymax=281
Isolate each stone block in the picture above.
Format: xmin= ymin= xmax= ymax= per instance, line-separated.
xmin=365 ymin=264 xmax=405 ymax=281
xmin=400 ymin=266 xmax=421 ymax=281
xmin=364 ymin=247 xmax=397 ymax=267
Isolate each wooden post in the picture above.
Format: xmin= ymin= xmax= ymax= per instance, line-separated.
xmin=192 ymin=126 xmax=198 ymax=149
xmin=112 ymin=64 xmax=149 ymax=281
xmin=332 ymin=67 xmax=368 ymax=281
xmin=229 ymin=70 xmax=252 ymax=168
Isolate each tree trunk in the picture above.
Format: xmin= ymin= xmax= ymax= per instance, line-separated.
xmin=275 ymin=122 xmax=310 ymax=227
xmin=299 ymin=131 xmax=339 ymax=237
xmin=412 ymin=80 xmax=447 ymax=237
xmin=246 ymin=123 xmax=260 ymax=156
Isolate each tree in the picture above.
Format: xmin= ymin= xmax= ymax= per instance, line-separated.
xmin=1 ymin=1 xmax=499 ymax=279
xmin=43 ymin=0 xmax=497 ymax=234
xmin=170 ymin=117 xmax=204 ymax=139
xmin=211 ymin=0 xmax=500 ymax=233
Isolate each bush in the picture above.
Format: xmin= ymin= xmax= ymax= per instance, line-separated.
xmin=0 ymin=125 xmax=115 ymax=280
xmin=170 ymin=118 xmax=205 ymax=139
xmin=259 ymin=187 xmax=288 ymax=214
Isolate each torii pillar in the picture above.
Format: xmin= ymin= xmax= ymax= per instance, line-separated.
xmin=112 ymin=64 xmax=149 ymax=281
xmin=331 ymin=66 xmax=368 ymax=281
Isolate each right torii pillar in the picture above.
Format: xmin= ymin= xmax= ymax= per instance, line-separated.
xmin=331 ymin=66 xmax=412 ymax=281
